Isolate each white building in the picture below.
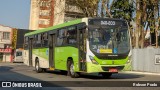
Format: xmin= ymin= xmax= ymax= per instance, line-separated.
xmin=0 ymin=25 xmax=12 ymax=62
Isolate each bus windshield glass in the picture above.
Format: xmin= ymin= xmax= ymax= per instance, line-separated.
xmin=89 ymin=27 xmax=130 ymax=54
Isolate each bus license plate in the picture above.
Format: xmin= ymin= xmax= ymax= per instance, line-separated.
xmin=109 ymin=68 xmax=118 ymax=72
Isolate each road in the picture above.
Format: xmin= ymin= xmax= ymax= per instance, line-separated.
xmin=0 ymin=62 xmax=160 ymax=90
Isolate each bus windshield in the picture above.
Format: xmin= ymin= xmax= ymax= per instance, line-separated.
xmin=89 ymin=27 xmax=130 ymax=54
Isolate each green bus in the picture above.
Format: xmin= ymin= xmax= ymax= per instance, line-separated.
xmin=23 ymin=18 xmax=131 ymax=78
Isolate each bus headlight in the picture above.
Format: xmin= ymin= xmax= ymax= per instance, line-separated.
xmin=89 ymin=55 xmax=99 ymax=64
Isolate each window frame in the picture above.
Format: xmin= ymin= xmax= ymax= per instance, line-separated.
xmin=3 ymin=32 xmax=10 ymax=40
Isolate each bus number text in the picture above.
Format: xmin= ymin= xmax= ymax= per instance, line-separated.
xmin=101 ymin=21 xmax=116 ymax=26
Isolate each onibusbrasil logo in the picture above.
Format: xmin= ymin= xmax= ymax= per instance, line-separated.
xmin=1 ymin=82 xmax=42 ymax=88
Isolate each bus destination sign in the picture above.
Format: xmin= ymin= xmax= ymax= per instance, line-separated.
xmin=88 ymin=19 xmax=127 ymax=26
xmin=101 ymin=21 xmax=116 ymax=26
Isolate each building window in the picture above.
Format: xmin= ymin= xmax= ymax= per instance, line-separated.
xmin=3 ymin=32 xmax=10 ymax=40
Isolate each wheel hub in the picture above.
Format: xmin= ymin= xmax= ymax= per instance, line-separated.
xmin=70 ymin=64 xmax=74 ymax=75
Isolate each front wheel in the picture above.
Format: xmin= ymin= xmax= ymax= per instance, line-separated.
xmin=67 ymin=61 xmax=79 ymax=78
xmin=35 ymin=59 xmax=43 ymax=73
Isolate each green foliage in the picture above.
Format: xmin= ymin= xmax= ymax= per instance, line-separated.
xmin=110 ymin=0 xmax=135 ymax=23
xmin=66 ymin=0 xmax=98 ymax=17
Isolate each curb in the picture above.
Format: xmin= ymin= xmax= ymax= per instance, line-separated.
xmin=122 ymin=71 xmax=160 ymax=76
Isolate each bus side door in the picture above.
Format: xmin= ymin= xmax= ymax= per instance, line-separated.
xmin=49 ymin=34 xmax=56 ymax=69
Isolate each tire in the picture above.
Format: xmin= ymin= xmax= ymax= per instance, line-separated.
xmin=35 ymin=59 xmax=43 ymax=73
xmin=67 ymin=60 xmax=79 ymax=78
xmin=42 ymin=68 xmax=47 ymax=72
xmin=60 ymin=70 xmax=67 ymax=75
xmin=101 ymin=73 xmax=112 ymax=78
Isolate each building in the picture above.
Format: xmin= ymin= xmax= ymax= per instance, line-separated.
xmin=0 ymin=25 xmax=12 ymax=62
xmin=29 ymin=0 xmax=84 ymax=30
xmin=0 ymin=25 xmax=32 ymax=62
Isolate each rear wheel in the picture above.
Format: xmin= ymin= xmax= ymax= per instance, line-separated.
xmin=67 ymin=60 xmax=79 ymax=78
xmin=42 ymin=68 xmax=47 ymax=72
xmin=35 ymin=59 xmax=43 ymax=73
xmin=101 ymin=73 xmax=112 ymax=78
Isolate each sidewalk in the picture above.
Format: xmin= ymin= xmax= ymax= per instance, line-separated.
xmin=0 ymin=62 xmax=15 ymax=65
xmin=0 ymin=62 xmax=24 ymax=66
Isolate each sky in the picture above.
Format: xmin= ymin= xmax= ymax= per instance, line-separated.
xmin=0 ymin=0 xmax=30 ymax=29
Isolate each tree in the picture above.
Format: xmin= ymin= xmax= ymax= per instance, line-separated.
xmin=66 ymin=0 xmax=113 ymax=17
xmin=143 ymin=0 xmax=160 ymax=48
xmin=111 ymin=0 xmax=134 ymax=23
xmin=97 ymin=0 xmax=112 ymax=18
xmin=135 ymin=0 xmax=160 ymax=48
xmin=66 ymin=0 xmax=98 ymax=17
xmin=110 ymin=0 xmax=135 ymax=47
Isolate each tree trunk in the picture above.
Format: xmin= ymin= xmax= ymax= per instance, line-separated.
xmin=135 ymin=0 xmax=142 ymax=48
xmin=156 ymin=26 xmax=158 ymax=48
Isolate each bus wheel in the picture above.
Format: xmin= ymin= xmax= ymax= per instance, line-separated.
xmin=67 ymin=61 xmax=79 ymax=78
xmin=101 ymin=73 xmax=112 ymax=78
xmin=35 ymin=59 xmax=42 ymax=73
xmin=60 ymin=70 xmax=67 ymax=75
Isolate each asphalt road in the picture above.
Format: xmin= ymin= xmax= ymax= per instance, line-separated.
xmin=0 ymin=62 xmax=160 ymax=90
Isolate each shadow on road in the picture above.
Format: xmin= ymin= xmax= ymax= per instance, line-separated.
xmin=46 ymin=70 xmax=144 ymax=80
xmin=80 ymin=73 xmax=144 ymax=80
xmin=110 ymin=73 xmax=144 ymax=79
xmin=0 ymin=66 xmax=13 ymax=72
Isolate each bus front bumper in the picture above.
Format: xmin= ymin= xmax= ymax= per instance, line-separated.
xmin=86 ymin=62 xmax=125 ymax=73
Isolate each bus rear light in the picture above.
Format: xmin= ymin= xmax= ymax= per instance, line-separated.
xmin=89 ymin=55 xmax=99 ymax=64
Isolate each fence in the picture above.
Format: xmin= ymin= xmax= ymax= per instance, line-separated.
xmin=132 ymin=48 xmax=160 ymax=73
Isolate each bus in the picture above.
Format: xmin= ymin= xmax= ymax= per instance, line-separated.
xmin=23 ymin=18 xmax=131 ymax=78
xmin=13 ymin=49 xmax=23 ymax=62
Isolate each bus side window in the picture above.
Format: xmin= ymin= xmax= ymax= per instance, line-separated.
xmin=24 ymin=37 xmax=28 ymax=49
xmin=66 ymin=30 xmax=77 ymax=45
xmin=56 ymin=29 xmax=65 ymax=46
xmin=33 ymin=35 xmax=37 ymax=48
xmin=36 ymin=34 xmax=42 ymax=47
xmin=42 ymin=33 xmax=48 ymax=47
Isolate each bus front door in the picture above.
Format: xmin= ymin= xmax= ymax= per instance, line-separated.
xmin=78 ymin=29 xmax=86 ymax=71
xmin=49 ymin=34 xmax=55 ymax=70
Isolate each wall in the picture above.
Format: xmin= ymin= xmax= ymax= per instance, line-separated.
xmin=53 ymin=0 xmax=65 ymax=25
xmin=29 ymin=0 xmax=40 ymax=30
xmin=29 ymin=0 xmax=84 ymax=30
xmin=29 ymin=0 xmax=54 ymax=30
xmin=3 ymin=53 xmax=11 ymax=62
xmin=132 ymin=48 xmax=160 ymax=73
